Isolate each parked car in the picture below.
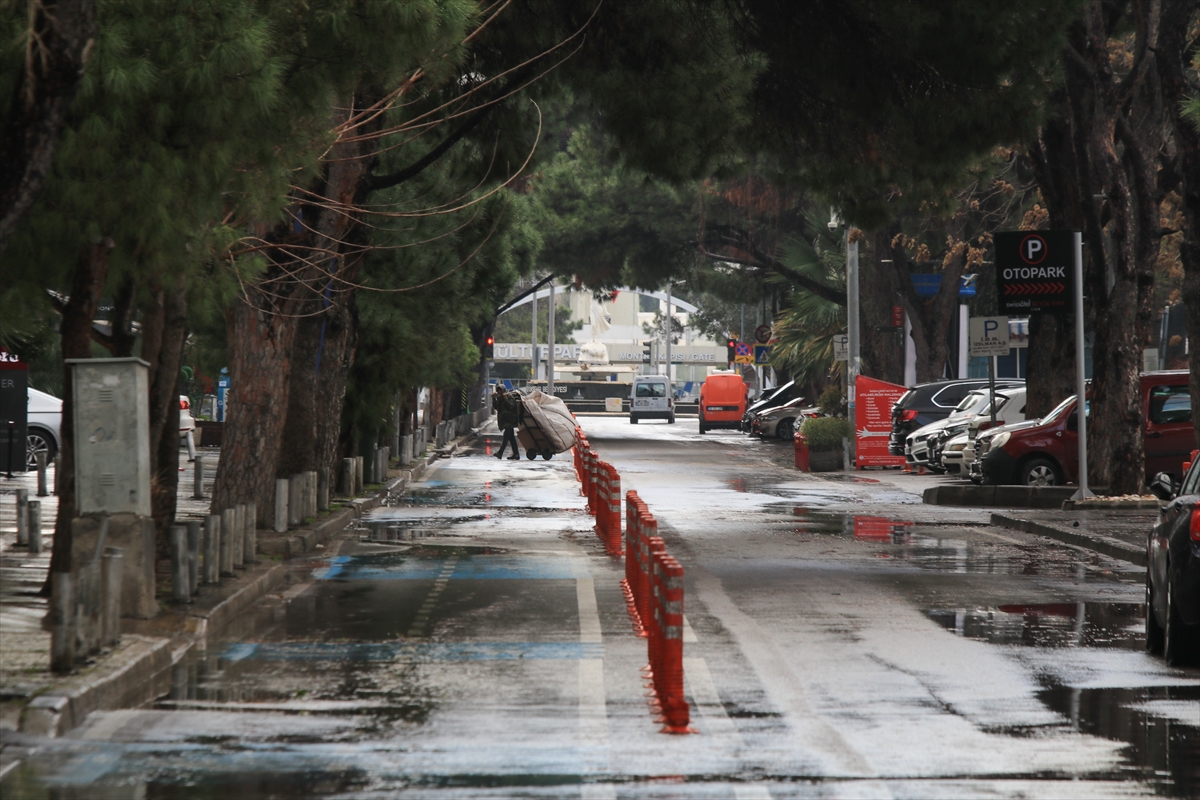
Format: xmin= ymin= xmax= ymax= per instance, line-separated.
xmin=698 ymin=372 xmax=747 ymax=434
xmin=1145 ymin=455 xmax=1200 ymax=666
xmin=25 ymin=390 xmax=196 ymax=470
xmin=904 ymin=390 xmax=994 ymax=471
xmin=741 ymin=380 xmax=800 ymax=432
xmin=975 ymin=371 xmax=1192 ymax=487
xmin=753 ymin=397 xmax=818 ymax=440
xmin=630 ymin=375 xmax=674 ymax=424
xmin=889 ymin=378 xmax=1024 ymax=456
xmin=932 ymin=387 xmax=1027 ymax=473
xmin=26 ymin=387 xmax=63 ymax=470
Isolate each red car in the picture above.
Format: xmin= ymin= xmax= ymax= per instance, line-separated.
xmin=977 ymin=371 xmax=1192 ymax=487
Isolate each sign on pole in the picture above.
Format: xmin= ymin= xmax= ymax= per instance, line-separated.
xmin=753 ymin=345 xmax=772 ymax=366
xmin=968 ymin=316 xmax=1011 ymax=357
xmin=734 ymin=341 xmax=754 ymax=365
xmin=832 ymin=334 xmax=849 ymax=361
xmin=994 ymin=231 xmax=1074 ymax=314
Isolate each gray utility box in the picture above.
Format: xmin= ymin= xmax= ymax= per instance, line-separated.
xmin=68 ymin=358 xmax=151 ymax=516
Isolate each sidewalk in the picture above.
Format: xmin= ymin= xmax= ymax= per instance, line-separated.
xmin=0 ymin=427 xmax=472 ymax=746
xmin=990 ymin=508 xmax=1152 ymax=567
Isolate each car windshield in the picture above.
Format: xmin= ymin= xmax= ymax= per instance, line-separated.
xmin=636 ymin=382 xmax=666 ymax=398
xmin=1041 ymin=394 xmax=1078 ymax=424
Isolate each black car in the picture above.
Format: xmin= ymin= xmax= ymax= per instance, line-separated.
xmin=888 ymin=378 xmax=1024 ymax=457
xmin=1147 ymin=458 xmax=1200 ymax=666
xmin=741 ymin=380 xmax=801 ymax=432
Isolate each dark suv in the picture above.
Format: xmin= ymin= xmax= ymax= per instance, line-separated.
xmin=888 ymin=378 xmax=1024 ymax=457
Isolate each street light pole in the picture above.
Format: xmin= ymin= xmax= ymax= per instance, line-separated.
xmin=547 ymin=281 xmax=556 ymax=395
xmin=846 ymin=228 xmax=859 ymax=467
xmin=665 ymin=282 xmax=672 ymax=395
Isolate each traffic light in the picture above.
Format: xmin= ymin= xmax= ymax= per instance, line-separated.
xmin=641 ymin=342 xmax=652 ymax=364
xmin=726 ymin=338 xmax=738 ymax=363
xmin=483 ymin=335 xmax=494 ymax=359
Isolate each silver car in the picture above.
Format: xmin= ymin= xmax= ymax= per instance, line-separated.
xmin=26 ymin=387 xmax=63 ymax=469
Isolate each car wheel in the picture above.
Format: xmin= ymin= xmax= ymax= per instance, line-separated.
xmin=776 ymin=418 xmax=794 ymax=441
xmin=1019 ymin=457 xmax=1061 ymax=487
xmin=630 ymin=415 xmax=639 ymax=424
xmin=1145 ymin=571 xmax=1165 ymax=655
xmin=698 ymin=417 xmax=707 ymax=435
xmin=1163 ymin=568 xmax=1197 ymax=666
xmin=667 ymin=414 xmax=675 ymax=424
xmin=26 ymin=428 xmax=57 ymax=470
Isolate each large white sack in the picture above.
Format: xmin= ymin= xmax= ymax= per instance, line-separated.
xmin=519 ymin=390 xmax=577 ymax=453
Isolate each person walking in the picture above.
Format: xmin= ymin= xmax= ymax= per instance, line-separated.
xmin=494 ymin=386 xmax=522 ymax=460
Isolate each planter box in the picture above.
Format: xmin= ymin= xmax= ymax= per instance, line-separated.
xmin=808 ymin=449 xmax=843 ymax=472
xmin=196 ymin=420 xmax=223 ymax=447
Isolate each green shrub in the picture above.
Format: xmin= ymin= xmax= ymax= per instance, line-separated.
xmin=800 ymin=416 xmax=852 ymax=450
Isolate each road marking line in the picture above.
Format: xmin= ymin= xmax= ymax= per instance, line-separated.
xmin=405 ymin=555 xmax=459 ymax=638
xmin=683 ymin=657 xmax=738 ymax=738
xmin=574 ymin=570 xmax=611 ymax=785
xmin=734 ymin=788 xmax=773 ymax=800
xmin=683 ymin=614 xmax=698 ymax=643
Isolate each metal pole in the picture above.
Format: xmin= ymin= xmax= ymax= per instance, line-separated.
xmin=665 ymin=282 xmax=672 ymax=391
xmin=847 ymin=231 xmax=860 ymax=468
xmin=988 ymin=356 xmax=997 ymax=429
xmin=548 ymin=281 xmax=556 ymax=394
xmin=1071 ymin=231 xmax=1095 ymax=499
xmin=531 ymin=282 xmax=538 ymax=382
xmin=192 ymin=455 xmax=205 ymax=500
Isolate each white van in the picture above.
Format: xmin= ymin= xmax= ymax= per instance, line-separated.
xmin=630 ymin=376 xmax=674 ymax=424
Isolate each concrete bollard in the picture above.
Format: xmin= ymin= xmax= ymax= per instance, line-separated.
xmin=185 ymin=521 xmax=201 ymax=594
xmin=50 ymin=572 xmax=75 ymax=673
xmin=399 ymin=435 xmax=412 ymax=467
xmin=36 ymin=451 xmax=48 ymax=497
xmin=219 ymin=508 xmax=235 ymax=576
xmin=16 ymin=487 xmax=28 ymax=545
xmin=101 ymin=547 xmax=124 ymax=646
xmin=307 ymin=471 xmax=318 ymax=518
xmin=170 ymin=525 xmax=190 ymax=603
xmin=342 ymin=458 xmax=354 ymax=497
xmin=355 ymin=456 xmax=364 ymax=494
xmin=28 ymin=500 xmax=41 ymax=554
xmin=203 ymin=515 xmax=220 ymax=583
xmin=230 ymin=505 xmax=244 ymax=567
xmin=54 ymin=454 xmax=60 ymax=495
xmin=318 ymin=467 xmax=329 ymax=512
xmin=193 ymin=455 xmax=205 ymax=500
xmin=288 ymin=474 xmax=302 ymax=526
xmin=274 ymin=479 xmax=288 ymax=533
xmin=364 ymin=450 xmax=375 ymax=486
xmin=243 ymin=501 xmax=257 ymax=564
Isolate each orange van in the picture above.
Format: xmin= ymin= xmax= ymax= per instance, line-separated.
xmin=699 ymin=373 xmax=748 ymax=434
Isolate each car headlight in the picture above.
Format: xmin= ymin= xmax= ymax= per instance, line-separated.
xmin=948 ymin=441 xmax=968 ymax=451
xmin=989 ymin=432 xmax=1010 ymax=449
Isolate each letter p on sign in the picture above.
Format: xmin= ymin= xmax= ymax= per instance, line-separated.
xmin=1021 ymin=234 xmax=1047 ymax=264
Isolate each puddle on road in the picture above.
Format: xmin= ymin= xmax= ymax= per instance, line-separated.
xmin=923 ymin=603 xmax=1144 ymax=649
xmin=785 ymin=512 xmax=1107 ymax=577
xmin=1031 ymin=682 xmax=1200 ymax=796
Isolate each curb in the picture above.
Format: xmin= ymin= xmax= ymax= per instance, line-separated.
xmin=10 ymin=427 xmax=472 ymax=738
xmin=990 ymin=512 xmax=1146 ymax=567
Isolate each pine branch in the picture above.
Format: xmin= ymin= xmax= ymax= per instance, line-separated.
xmin=702 ymin=223 xmax=847 ymax=306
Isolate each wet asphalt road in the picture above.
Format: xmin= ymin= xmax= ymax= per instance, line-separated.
xmin=2 ymin=416 xmax=1198 ymax=799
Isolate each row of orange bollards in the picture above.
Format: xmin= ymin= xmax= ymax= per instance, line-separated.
xmin=573 ymin=428 xmax=692 ymax=734
xmin=619 ymin=492 xmax=692 ymax=733
xmin=574 ymin=428 xmax=622 ymax=556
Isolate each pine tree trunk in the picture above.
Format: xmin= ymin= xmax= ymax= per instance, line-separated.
xmin=1027 ymin=106 xmax=1085 ymax=419
xmin=211 ymin=299 xmax=296 ymax=524
xmin=47 ymin=239 xmax=112 ymax=583
xmin=1157 ymin=0 xmax=1200 ymax=453
xmin=140 ymin=281 xmax=188 ymax=551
